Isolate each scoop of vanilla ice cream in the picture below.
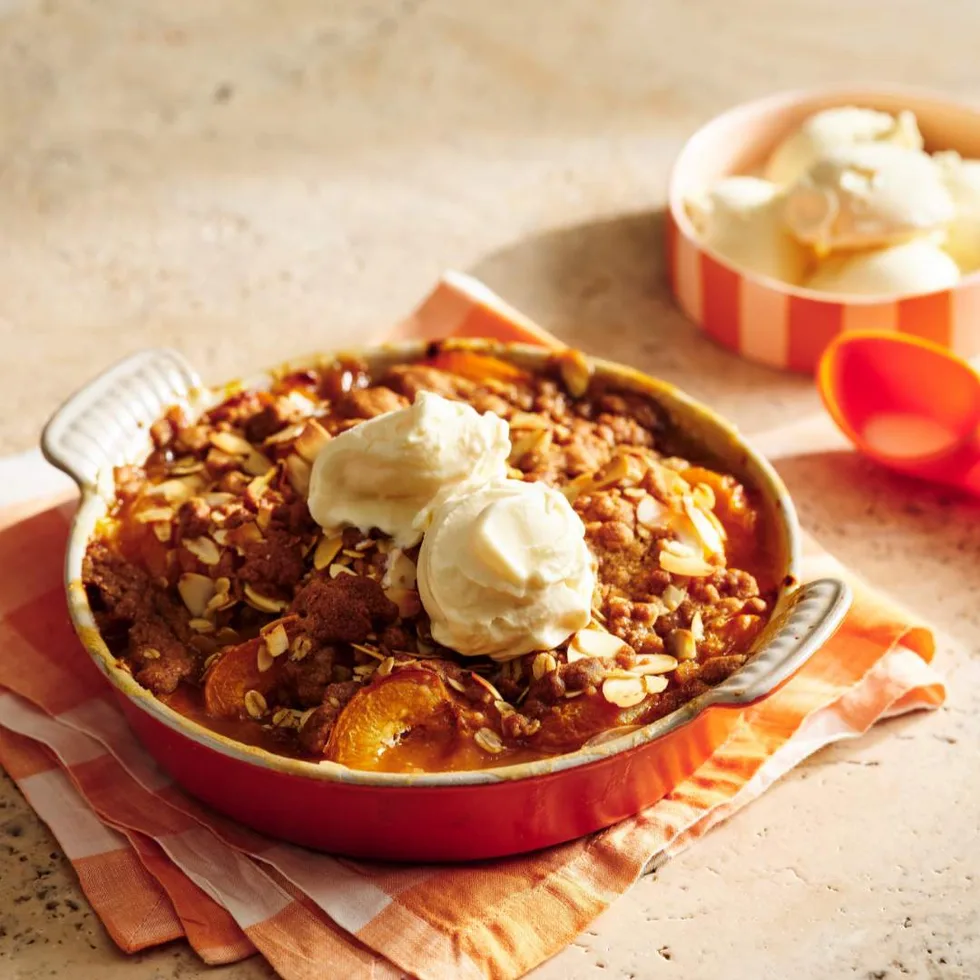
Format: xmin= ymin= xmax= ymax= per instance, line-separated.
xmin=417 ymin=480 xmax=594 ymax=660
xmin=934 ymin=150 xmax=980 ymax=271
xmin=805 ymin=238 xmax=960 ymax=297
xmin=764 ymin=107 xmax=924 ymax=186
xmin=308 ymin=390 xmax=510 ymax=548
xmin=783 ymin=144 xmax=955 ymax=253
xmin=686 ymin=176 xmax=807 ymax=284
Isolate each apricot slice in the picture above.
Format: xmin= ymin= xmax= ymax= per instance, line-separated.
xmin=526 ymin=693 xmax=627 ymax=754
xmin=204 ymin=638 xmax=277 ymax=720
xmin=326 ymin=669 xmax=460 ymax=772
xmin=425 ymin=350 xmax=531 ymax=385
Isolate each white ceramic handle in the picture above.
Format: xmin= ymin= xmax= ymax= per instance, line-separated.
xmin=41 ymin=348 xmax=201 ymax=490
xmin=707 ymin=578 xmax=852 ymax=707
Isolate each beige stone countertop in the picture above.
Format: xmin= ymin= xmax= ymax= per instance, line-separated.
xmin=2 ymin=0 xmax=979 ymax=977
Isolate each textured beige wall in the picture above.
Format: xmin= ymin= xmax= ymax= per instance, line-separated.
xmin=2 ymin=1 xmax=979 ymax=978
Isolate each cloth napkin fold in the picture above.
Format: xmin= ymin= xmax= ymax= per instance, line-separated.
xmin=0 ymin=273 xmax=945 ymax=980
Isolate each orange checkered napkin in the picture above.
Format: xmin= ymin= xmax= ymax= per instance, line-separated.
xmin=0 ymin=274 xmax=945 ymax=980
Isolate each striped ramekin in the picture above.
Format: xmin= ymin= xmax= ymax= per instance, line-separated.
xmin=666 ymin=87 xmax=980 ymax=373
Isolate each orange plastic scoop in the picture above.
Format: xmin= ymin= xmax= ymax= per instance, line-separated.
xmin=817 ymin=330 xmax=980 ymax=495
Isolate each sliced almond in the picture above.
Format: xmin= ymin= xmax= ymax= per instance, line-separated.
xmin=661 ymin=583 xmax=688 ymax=612
xmin=601 ymin=676 xmax=647 ymax=708
xmin=690 ymin=611 xmax=705 ymax=642
xmin=329 ymin=563 xmax=356 ymax=579
xmin=294 ymin=419 xmax=330 ymax=463
xmin=474 ymin=727 xmax=505 ymax=754
xmin=244 ymin=690 xmax=268 ymax=719
xmin=632 ymin=654 xmax=679 ymax=675
xmin=178 ymin=573 xmax=217 ymax=617
xmin=264 ymin=622 xmax=290 ymax=658
xmin=209 ymin=430 xmax=253 ymax=456
xmin=290 ymin=635 xmax=313 ymax=662
xmin=243 ymin=583 xmax=288 ymax=613
xmin=532 ymin=652 xmax=558 ymax=680
xmin=188 ymin=618 xmax=215 ymax=634
xmin=659 ymin=548 xmax=715 ymax=578
xmin=228 ymin=522 xmax=264 ymax=549
xmin=376 ymin=656 xmax=395 ymax=679
xmin=591 ymin=453 xmax=630 ymax=491
xmin=314 ymin=534 xmax=344 ymax=570
xmin=570 ymin=628 xmax=630 ymax=660
xmin=285 ymin=453 xmax=312 ymax=495
xmin=642 ymin=675 xmax=669 ymax=695
xmin=152 ymin=522 xmax=172 ymax=543
xmin=134 ymin=506 xmax=175 ymax=524
xmin=446 ymin=676 xmax=468 ymax=694
xmin=202 ymin=491 xmax=236 ymax=508
xmin=470 ymin=673 xmax=504 ymax=702
xmin=256 ymin=644 xmax=275 ymax=673
xmin=148 ymin=477 xmax=200 ymax=503
xmin=682 ymin=496 xmax=726 ymax=557
xmin=183 ymin=536 xmax=221 ymax=566
xmin=635 ymin=495 xmax=666 ymax=528
xmin=243 ymin=449 xmax=275 ymax=477
xmin=666 ymin=628 xmax=697 ymax=662
xmin=141 ymin=647 xmax=161 ymax=660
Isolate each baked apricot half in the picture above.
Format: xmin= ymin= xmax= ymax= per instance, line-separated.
xmin=325 ymin=668 xmax=461 ymax=772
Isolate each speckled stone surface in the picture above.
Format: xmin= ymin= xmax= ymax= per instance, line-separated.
xmin=2 ymin=1 xmax=979 ymax=977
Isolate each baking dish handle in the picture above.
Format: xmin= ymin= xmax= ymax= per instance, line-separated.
xmin=707 ymin=578 xmax=852 ymax=707
xmin=41 ymin=348 xmax=201 ymax=490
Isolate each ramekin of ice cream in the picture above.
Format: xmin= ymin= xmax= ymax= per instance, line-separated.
xmin=666 ymin=87 xmax=980 ymax=373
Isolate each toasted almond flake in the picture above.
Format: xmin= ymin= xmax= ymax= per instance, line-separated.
xmin=148 ymin=477 xmax=199 ymax=503
xmin=229 ymin=522 xmax=264 ymax=548
xmin=557 ymin=348 xmax=592 ymax=397
xmin=262 ymin=421 xmax=306 ymax=447
xmin=353 ymin=663 xmax=377 ymax=678
xmin=202 ymin=652 xmax=221 ymax=671
xmin=341 ymin=549 xmax=364 ymax=559
xmin=183 ymin=536 xmax=221 ymax=566
xmin=446 ymin=676 xmax=468 ymax=694
xmin=563 ymin=689 xmax=585 ymax=699
xmin=351 ymin=643 xmax=383 ymax=660
xmin=134 ymin=506 xmax=175 ymax=524
xmin=636 ymin=495 xmax=666 ymax=528
xmin=570 ymin=628 xmax=630 ymax=660
xmin=602 ymin=676 xmax=647 ymax=708
xmin=243 ymin=449 xmax=275 ymax=477
xmin=692 ymin=482 xmax=716 ymax=510
xmin=591 ymin=453 xmax=630 ymax=490
xmin=211 ymin=529 xmax=229 ymax=545
xmin=508 ymin=428 xmax=552 ymax=464
xmin=243 ymin=583 xmax=288 ymax=613
xmin=178 ymin=573 xmax=217 ymax=617
xmin=532 ymin=652 xmax=558 ymax=680
xmin=202 ymin=491 xmax=236 ymax=507
xmin=690 ymin=611 xmax=705 ymax=642
xmin=659 ymin=548 xmax=715 ymax=577
xmin=294 ymin=419 xmax=330 ymax=463
xmin=244 ymin=690 xmax=268 ymax=719
xmin=264 ymin=623 xmax=289 ymax=657
xmin=661 ymin=583 xmax=687 ymax=612
xmin=682 ymin=496 xmax=726 ymax=557
xmin=622 ymin=487 xmax=645 ymax=500
xmin=214 ymin=626 xmax=239 ymax=645
xmin=256 ymin=644 xmax=275 ymax=672
xmin=152 ymin=522 xmax=172 ymax=543
xmin=313 ymin=533 xmax=343 ymax=570
xmin=383 ymin=549 xmax=417 ymax=590
xmin=376 ymin=656 xmax=395 ymax=678
xmin=141 ymin=648 xmax=161 ymax=660
xmin=471 ymin=673 xmax=504 ymax=702
xmin=285 ymin=454 xmax=312 ymax=495
xmin=565 ymin=648 xmax=588 ymax=664
xmin=290 ymin=635 xmax=313 ymax=662
xmin=353 ymin=539 xmax=373 ymax=551
xmin=385 ymin=587 xmax=421 ymax=619
xmin=298 ymin=707 xmax=317 ymax=728
xmin=633 ymin=654 xmax=679 ymax=675
xmin=329 ymin=563 xmax=356 ymax=579
xmin=666 ymin=628 xmax=697 ymax=662
xmin=188 ymin=618 xmax=215 ymax=634
xmin=509 ymin=412 xmax=552 ymax=430
xmin=255 ymin=502 xmax=275 ymax=531
xmin=272 ymin=708 xmax=292 ymax=727
xmin=210 ymin=430 xmax=254 ymax=456
xmin=642 ymin=675 xmax=669 ymax=695
xmin=474 ymin=727 xmax=505 ymax=754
